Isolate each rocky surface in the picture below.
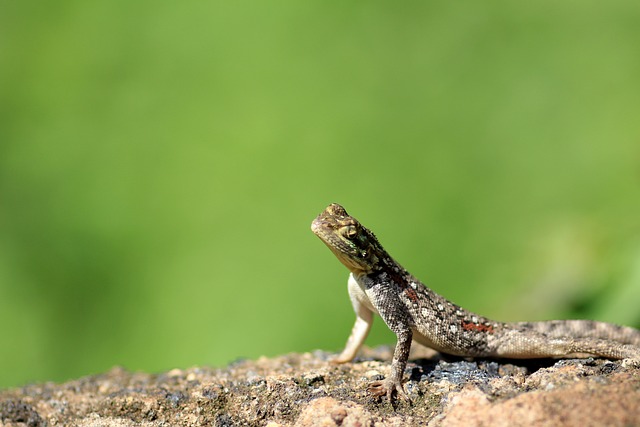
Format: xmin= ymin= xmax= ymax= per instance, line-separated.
xmin=1 ymin=346 xmax=639 ymax=426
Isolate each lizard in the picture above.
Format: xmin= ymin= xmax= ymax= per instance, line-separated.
xmin=311 ymin=203 xmax=640 ymax=400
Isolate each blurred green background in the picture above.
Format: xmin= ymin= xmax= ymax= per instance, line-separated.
xmin=1 ymin=1 xmax=640 ymax=389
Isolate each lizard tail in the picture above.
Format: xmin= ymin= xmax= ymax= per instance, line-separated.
xmin=513 ymin=320 xmax=640 ymax=346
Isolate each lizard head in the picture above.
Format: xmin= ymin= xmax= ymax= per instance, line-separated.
xmin=311 ymin=203 xmax=382 ymax=275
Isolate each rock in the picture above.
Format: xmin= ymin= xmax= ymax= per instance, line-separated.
xmin=0 ymin=349 xmax=639 ymax=426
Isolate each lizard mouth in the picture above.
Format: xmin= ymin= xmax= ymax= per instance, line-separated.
xmin=310 ymin=218 xmax=340 ymax=250
xmin=310 ymin=218 xmax=325 ymax=236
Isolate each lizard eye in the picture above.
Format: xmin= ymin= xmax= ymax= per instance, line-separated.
xmin=341 ymin=225 xmax=358 ymax=239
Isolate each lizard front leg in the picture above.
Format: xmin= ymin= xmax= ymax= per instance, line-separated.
xmin=368 ymin=327 xmax=412 ymax=400
xmin=333 ymin=313 xmax=373 ymax=363
xmin=332 ymin=275 xmax=374 ymax=363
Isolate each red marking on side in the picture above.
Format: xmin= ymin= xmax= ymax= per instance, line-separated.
xmin=461 ymin=321 xmax=494 ymax=334
xmin=404 ymin=288 xmax=419 ymax=303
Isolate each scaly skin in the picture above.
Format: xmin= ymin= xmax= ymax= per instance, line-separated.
xmin=311 ymin=203 xmax=640 ymax=401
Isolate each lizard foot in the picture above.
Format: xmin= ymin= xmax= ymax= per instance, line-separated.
xmin=330 ymin=356 xmax=351 ymax=365
xmin=368 ymin=379 xmax=410 ymax=402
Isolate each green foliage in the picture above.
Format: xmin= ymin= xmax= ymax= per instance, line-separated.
xmin=1 ymin=0 xmax=639 ymax=388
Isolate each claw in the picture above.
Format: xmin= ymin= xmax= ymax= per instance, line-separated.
xmin=367 ymin=379 xmax=410 ymax=402
xmin=368 ymin=380 xmax=386 ymax=397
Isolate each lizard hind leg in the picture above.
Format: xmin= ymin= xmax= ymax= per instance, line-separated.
xmin=559 ymin=337 xmax=640 ymax=360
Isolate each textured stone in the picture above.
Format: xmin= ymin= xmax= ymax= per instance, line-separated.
xmin=0 ymin=349 xmax=638 ymax=426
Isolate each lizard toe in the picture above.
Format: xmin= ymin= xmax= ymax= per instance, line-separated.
xmin=367 ymin=380 xmax=387 ymax=397
xmin=392 ymin=381 xmax=410 ymax=402
xmin=367 ymin=379 xmax=410 ymax=402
